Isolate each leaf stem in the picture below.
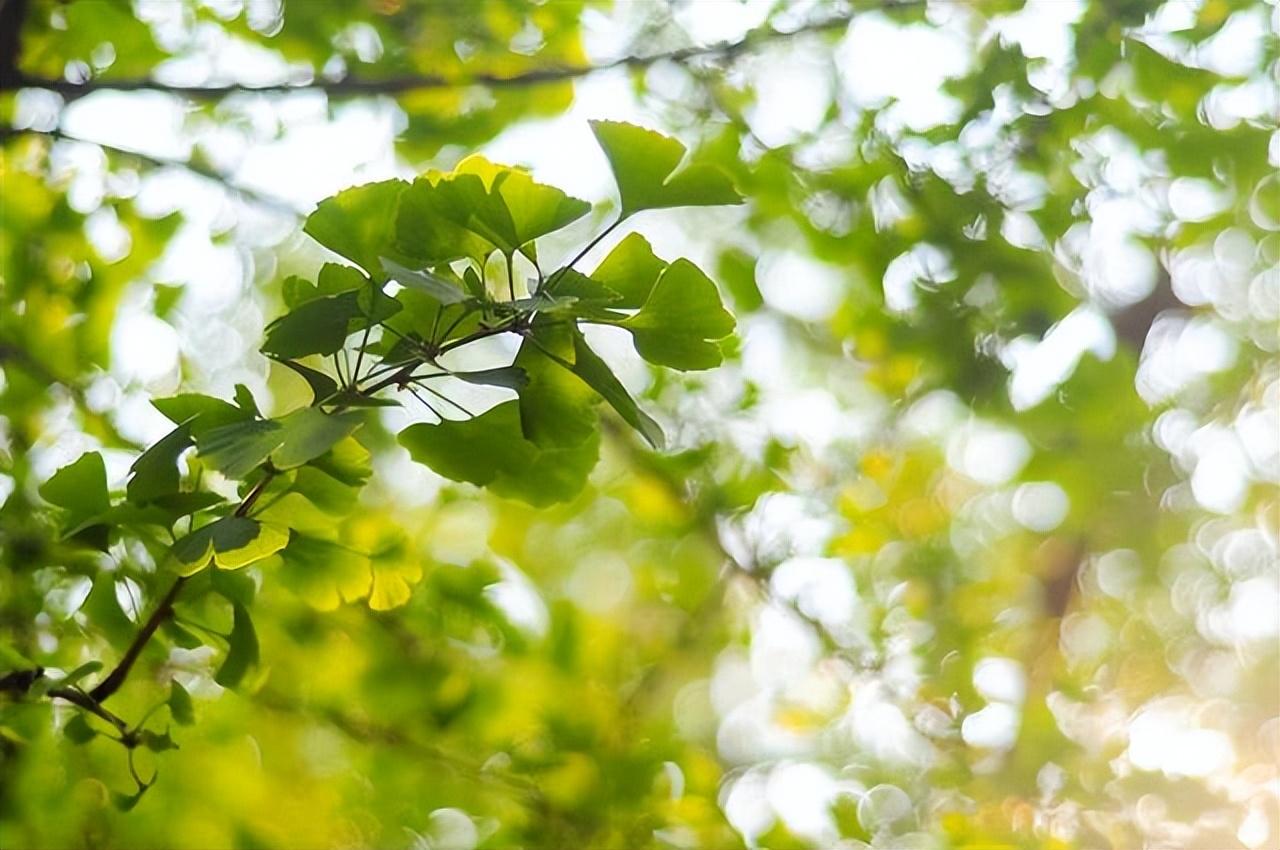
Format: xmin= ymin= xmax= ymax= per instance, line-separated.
xmin=545 ymin=217 xmax=623 ymax=292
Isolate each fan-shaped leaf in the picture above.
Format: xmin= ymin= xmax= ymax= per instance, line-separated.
xmin=589 ymin=121 xmax=742 ymax=216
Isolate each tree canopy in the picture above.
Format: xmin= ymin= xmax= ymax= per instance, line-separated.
xmin=0 ymin=1 xmax=1276 ymax=849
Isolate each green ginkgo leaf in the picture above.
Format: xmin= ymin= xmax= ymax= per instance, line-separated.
xmin=623 ymin=259 xmax=736 ymax=370
xmin=590 ymin=232 xmax=667 ymax=309
xmin=262 ymin=287 xmax=400 ymax=360
xmin=515 ymin=322 xmax=598 ymax=448
xmin=197 ymin=419 xmax=285 ymax=480
xmin=170 ymin=516 xmax=289 ymax=576
xmin=567 ymin=329 xmax=664 ymax=448
xmin=152 ymin=394 xmax=250 ymax=437
xmin=63 ymin=714 xmax=97 ymax=744
xmin=304 ymin=179 xmax=408 ymax=277
xmin=395 ymin=171 xmax=498 ymax=265
xmin=382 ymin=259 xmax=471 ymax=305
xmin=215 ymin=602 xmax=259 ymax=689
xmin=271 ymin=358 xmax=340 ymax=406
xmin=168 ymin=680 xmax=194 ymax=725
xmin=398 ymin=400 xmax=598 ymax=506
xmin=456 ymin=155 xmax=591 ymax=252
xmin=278 ymin=535 xmax=372 ymax=611
xmin=590 ymin=121 xmax=743 ymax=216
xmin=271 ymin=408 xmax=364 ymax=470
xmin=40 ymin=452 xmax=109 ymax=530
xmin=127 ymin=424 xmax=193 ymax=504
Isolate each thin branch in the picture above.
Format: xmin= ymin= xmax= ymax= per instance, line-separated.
xmin=0 ymin=125 xmax=301 ymax=214
xmin=3 ymin=12 xmax=856 ymax=101
xmin=88 ymin=576 xmax=188 ymax=703
xmin=48 ymin=685 xmax=131 ymax=736
xmin=0 ymin=0 xmax=30 ymax=90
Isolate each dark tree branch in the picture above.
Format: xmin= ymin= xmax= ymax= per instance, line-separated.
xmin=88 ymin=466 xmax=277 ymax=704
xmin=88 ymin=575 xmax=188 ymax=703
xmin=0 ymin=0 xmax=29 ymax=90
xmin=48 ymin=686 xmax=131 ymax=736
xmin=2 ymin=12 xmax=855 ymax=101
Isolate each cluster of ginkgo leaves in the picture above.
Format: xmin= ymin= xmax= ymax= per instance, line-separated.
xmin=23 ymin=121 xmax=741 ymax=804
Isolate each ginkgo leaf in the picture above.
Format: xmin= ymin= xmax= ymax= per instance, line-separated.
xmin=262 ymin=294 xmax=360 ymax=359
xmin=41 ymin=452 xmax=109 ymax=529
xmin=456 ymin=155 xmax=591 ymax=252
xmin=127 ymin=424 xmax=192 ymax=504
xmin=278 ymin=535 xmax=372 ymax=611
xmin=215 ymin=602 xmax=259 ymax=689
xmin=311 ymin=436 xmax=373 ymax=487
xmin=304 ymin=179 xmax=408 ymax=277
xmin=514 ymin=322 xmax=598 ymax=448
xmin=271 ymin=408 xmax=364 ymax=470
xmin=398 ymin=400 xmax=598 ymax=506
xmin=170 ymin=516 xmax=290 ymax=576
xmin=590 ymin=121 xmax=743 ymax=216
xmin=262 ymin=286 xmax=401 ymax=360
xmin=548 ymin=268 xmax=623 ymax=306
xmin=395 ymin=171 xmax=498 ymax=265
xmin=213 ymin=522 xmax=289 ymax=570
xmin=623 ymin=258 xmax=736 ymax=370
xmin=197 ymin=419 xmax=285 ymax=480
xmin=168 ymin=680 xmax=194 ymax=725
xmin=255 ymin=492 xmax=342 ymax=540
xmin=369 ymin=557 xmax=423 ymax=611
xmin=152 ymin=394 xmax=250 ymax=437
xmin=590 ymin=232 xmax=667 ymax=309
xmin=567 ymin=330 xmax=664 ymax=448
xmin=271 ymin=358 xmax=339 ymax=406
xmin=450 ymin=366 xmax=530 ymax=391
xmin=64 ymin=714 xmax=97 ymax=744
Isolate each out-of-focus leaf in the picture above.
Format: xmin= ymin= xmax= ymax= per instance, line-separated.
xmin=40 ymin=452 xmax=109 ymax=528
xmin=168 ymin=681 xmax=194 ymax=725
xmin=59 ymin=661 xmax=102 ymax=689
xmin=214 ymin=603 xmax=259 ymax=689
xmin=278 ymin=535 xmax=371 ymax=610
xmin=63 ymin=714 xmax=97 ymax=745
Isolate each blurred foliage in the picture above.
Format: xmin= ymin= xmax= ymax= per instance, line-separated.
xmin=1 ymin=0 xmax=1278 ymax=849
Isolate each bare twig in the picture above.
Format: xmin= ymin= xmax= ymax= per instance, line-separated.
xmin=88 ymin=576 xmax=188 ymax=703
